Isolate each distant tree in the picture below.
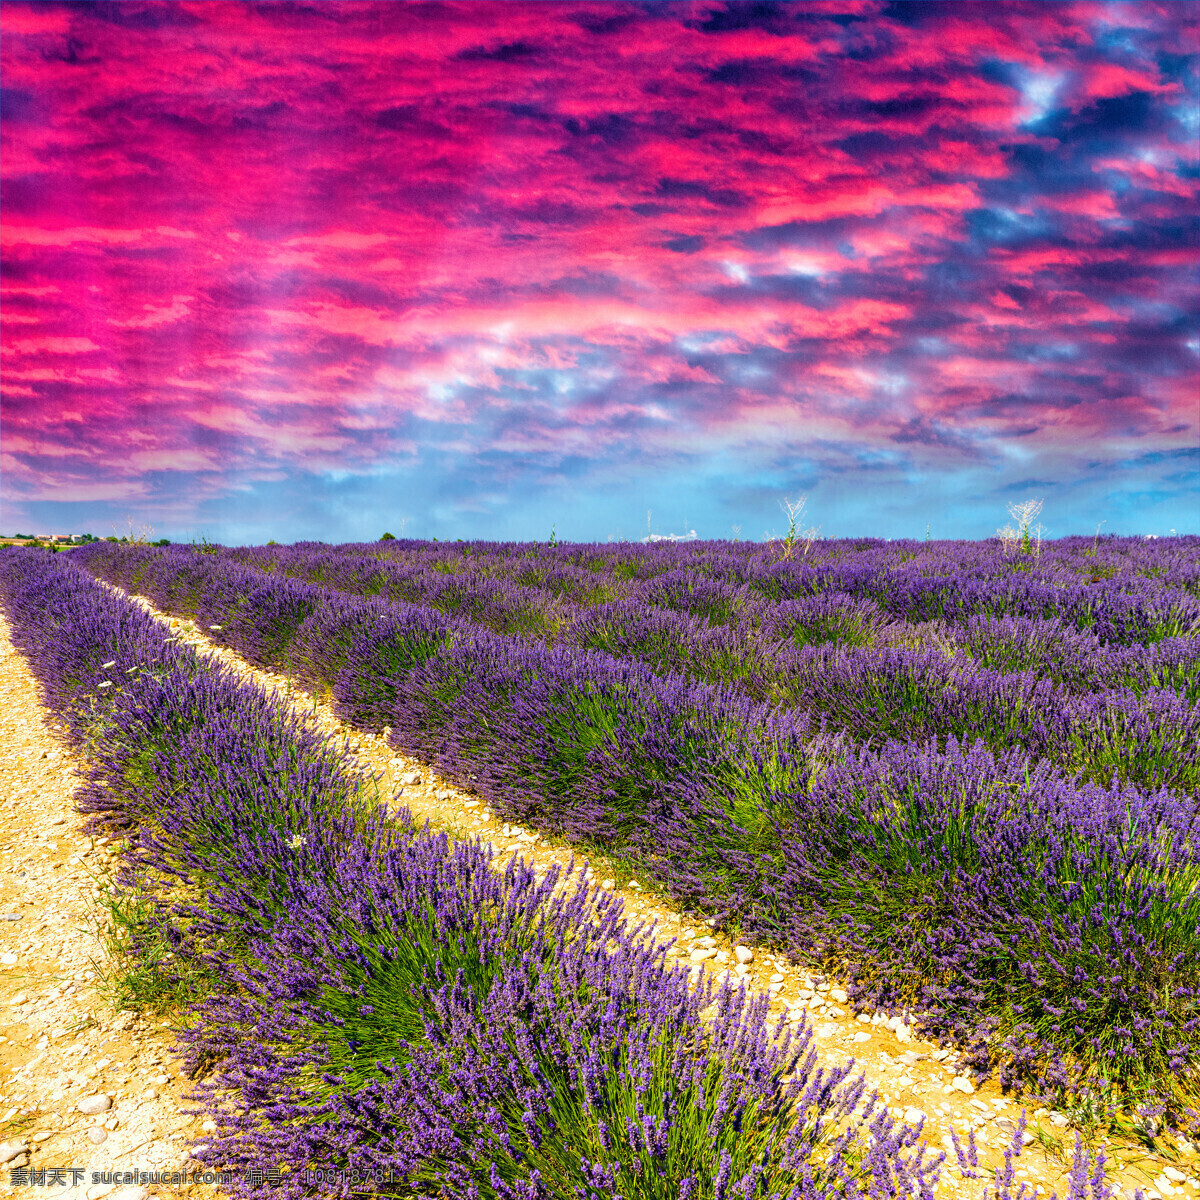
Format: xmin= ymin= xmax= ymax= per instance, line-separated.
xmin=380 ymin=532 xmax=396 ymax=540
xmin=105 ymin=536 xmax=119 ymax=543
xmin=154 ymin=538 xmax=171 ymax=546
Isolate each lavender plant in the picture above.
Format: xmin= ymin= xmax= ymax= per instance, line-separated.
xmin=67 ymin=536 xmax=1200 ymax=1134
xmin=2 ymin=548 xmax=953 ymax=1199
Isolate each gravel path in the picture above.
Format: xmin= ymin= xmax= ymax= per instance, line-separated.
xmin=0 ymin=614 xmax=228 ymax=1200
xmin=2 ymin=585 xmax=1195 ymax=1200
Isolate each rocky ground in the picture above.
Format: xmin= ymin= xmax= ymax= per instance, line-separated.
xmin=1 ymin=588 xmax=1196 ymax=1200
xmin=0 ymin=616 xmax=226 ymax=1200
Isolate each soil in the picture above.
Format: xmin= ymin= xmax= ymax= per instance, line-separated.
xmin=0 ymin=615 xmax=226 ymax=1200
xmin=1 ymin=586 xmax=1196 ymax=1200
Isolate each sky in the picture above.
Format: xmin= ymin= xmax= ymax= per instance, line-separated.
xmin=1 ymin=0 xmax=1197 ymax=544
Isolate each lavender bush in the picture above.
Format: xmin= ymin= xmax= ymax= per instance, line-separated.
xmin=69 ymin=537 xmax=1200 ymax=1134
xmin=2 ymin=547 xmax=962 ymax=1200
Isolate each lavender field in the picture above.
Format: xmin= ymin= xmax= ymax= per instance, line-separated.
xmin=1 ymin=536 xmax=1197 ymax=1198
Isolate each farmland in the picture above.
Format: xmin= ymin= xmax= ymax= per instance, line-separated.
xmin=0 ymin=535 xmax=1197 ymax=1198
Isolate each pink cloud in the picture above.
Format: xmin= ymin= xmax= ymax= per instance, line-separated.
xmin=0 ymin=0 xmax=1194 ymax=531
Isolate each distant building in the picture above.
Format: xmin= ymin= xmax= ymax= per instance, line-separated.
xmin=642 ymin=530 xmax=698 ymax=543
xmin=0 ymin=533 xmax=87 ymax=545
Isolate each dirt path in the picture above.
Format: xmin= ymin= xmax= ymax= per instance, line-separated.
xmin=1 ymin=583 xmax=1194 ymax=1200
xmin=0 ymin=615 xmax=229 ymax=1200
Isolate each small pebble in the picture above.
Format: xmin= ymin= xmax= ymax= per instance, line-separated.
xmin=88 ymin=1128 xmax=108 ymax=1145
xmin=109 ymin=1187 xmax=150 ymax=1200
xmin=829 ymin=988 xmax=849 ymax=1003
xmin=734 ymin=946 xmax=754 ymax=965
xmin=951 ymin=1076 xmax=976 ymax=1095
xmin=77 ymin=1094 xmax=113 ymax=1115
xmin=0 ymin=1139 xmax=26 ymax=1164
xmin=904 ymin=1108 xmax=927 ymax=1126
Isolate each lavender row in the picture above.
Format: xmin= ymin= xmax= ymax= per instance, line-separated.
xmin=1 ymin=546 xmax=980 ymax=1200
xmin=233 ymin=534 xmax=1200 ymax=645
xmin=73 ymin=543 xmax=1200 ymax=1130
xmin=79 ymin=543 xmax=1200 ymax=795
xmin=225 ymin=541 xmax=1200 ymax=693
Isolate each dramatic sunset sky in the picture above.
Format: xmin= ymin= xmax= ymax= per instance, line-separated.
xmin=2 ymin=1 xmax=1196 ymax=543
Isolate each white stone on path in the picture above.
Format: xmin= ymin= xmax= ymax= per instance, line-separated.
xmin=109 ymin=1188 xmax=150 ymax=1200
xmin=77 ymin=1093 xmax=112 ymax=1115
xmin=829 ymin=987 xmax=848 ymax=1003
xmin=734 ymin=946 xmax=753 ymax=964
xmin=951 ymin=1076 xmax=976 ymax=1094
xmin=904 ymin=1108 xmax=927 ymax=1126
